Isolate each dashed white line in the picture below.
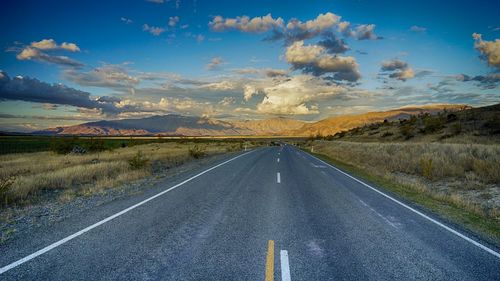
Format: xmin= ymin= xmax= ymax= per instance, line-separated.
xmin=277 ymin=172 xmax=281 ymax=183
xmin=0 ymin=150 xmax=256 ymax=275
xmin=300 ymin=149 xmax=500 ymax=259
xmin=280 ymin=250 xmax=291 ymax=281
xmin=277 ymin=158 xmax=280 ymax=163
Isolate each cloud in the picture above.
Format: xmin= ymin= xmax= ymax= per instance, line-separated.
xmin=381 ymin=59 xmax=408 ymax=71
xmin=380 ymin=59 xmax=415 ymax=81
xmin=143 ymin=24 xmax=166 ymax=36
xmin=209 ymin=13 xmax=284 ymax=33
xmin=16 ymin=47 xmax=84 ymax=68
xmin=410 ymin=25 xmax=426 ymax=33
xmin=63 ymin=64 xmax=140 ymax=91
xmin=121 ymin=17 xmax=133 ymax=24
xmin=169 ymin=16 xmax=179 ymax=27
xmin=456 ymin=73 xmax=500 ymax=89
xmin=473 ymin=33 xmax=500 ymax=68
xmin=252 ymin=75 xmax=346 ymax=115
xmin=317 ymin=32 xmax=349 ymax=54
xmin=206 ymin=56 xmax=224 ymax=70
xmin=265 ymin=69 xmax=288 ymax=77
xmin=285 ymin=41 xmax=361 ymax=81
xmin=219 ymin=96 xmax=236 ymax=106
xmin=29 ymin=39 xmax=80 ymax=52
xmin=15 ymin=39 xmax=83 ymax=68
xmin=336 ymin=22 xmax=381 ymax=40
xmin=0 ymin=71 xmax=120 ymax=114
xmin=146 ymin=0 xmax=164 ymax=3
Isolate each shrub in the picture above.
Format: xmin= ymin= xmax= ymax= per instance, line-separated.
xmin=189 ymin=145 xmax=206 ymax=159
xmin=50 ymin=137 xmax=79 ymax=154
xmin=128 ymin=151 xmax=149 ymax=170
xmin=399 ymin=125 xmax=414 ymax=140
xmin=0 ymin=175 xmax=16 ymax=205
xmin=419 ymin=157 xmax=433 ymax=179
xmin=381 ymin=132 xmax=394 ymax=137
xmin=422 ymin=116 xmax=445 ymax=134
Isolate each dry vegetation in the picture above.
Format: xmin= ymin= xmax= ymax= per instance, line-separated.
xmin=309 ymin=140 xmax=500 ymax=220
xmin=0 ymin=141 xmax=246 ymax=206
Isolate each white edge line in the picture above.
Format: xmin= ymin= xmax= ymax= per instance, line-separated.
xmin=280 ymin=250 xmax=291 ymax=281
xmin=277 ymin=172 xmax=281 ymax=184
xmin=301 ymin=149 xmax=500 ymax=259
xmin=0 ymin=150 xmax=256 ymax=275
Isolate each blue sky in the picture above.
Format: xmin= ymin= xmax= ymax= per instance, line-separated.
xmin=0 ymin=0 xmax=499 ymax=131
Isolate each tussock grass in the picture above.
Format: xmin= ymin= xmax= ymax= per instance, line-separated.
xmin=0 ymin=142 xmax=240 ymax=206
xmin=312 ymin=141 xmax=500 ymax=184
xmin=307 ymin=141 xmax=500 ymax=241
xmin=309 ymin=141 xmax=500 ymax=221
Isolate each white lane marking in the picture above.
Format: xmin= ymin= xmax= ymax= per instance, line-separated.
xmin=301 ymin=149 xmax=500 ymax=259
xmin=320 ymin=171 xmax=327 ymax=176
xmin=359 ymin=200 xmax=399 ymax=229
xmin=277 ymin=172 xmax=281 ymax=183
xmin=280 ymin=250 xmax=291 ymax=281
xmin=277 ymin=158 xmax=280 ymax=163
xmin=0 ymin=150 xmax=256 ymax=275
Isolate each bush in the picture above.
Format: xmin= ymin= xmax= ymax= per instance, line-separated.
xmin=128 ymin=151 xmax=149 ymax=170
xmin=189 ymin=145 xmax=206 ymax=159
xmin=422 ymin=116 xmax=445 ymax=134
xmin=0 ymin=175 xmax=16 ymax=205
xmin=50 ymin=137 xmax=79 ymax=154
xmin=420 ymin=157 xmax=433 ymax=180
xmin=381 ymin=132 xmax=394 ymax=137
xmin=399 ymin=125 xmax=414 ymax=140
xmin=86 ymin=137 xmax=106 ymax=152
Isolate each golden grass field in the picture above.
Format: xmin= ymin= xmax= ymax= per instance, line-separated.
xmin=310 ymin=140 xmax=500 ymax=220
xmin=0 ymin=141 xmax=244 ymax=206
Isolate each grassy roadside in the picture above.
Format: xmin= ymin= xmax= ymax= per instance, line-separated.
xmin=302 ymin=148 xmax=500 ymax=246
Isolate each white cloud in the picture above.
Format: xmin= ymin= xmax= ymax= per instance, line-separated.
xmin=209 ymin=14 xmax=284 ymax=33
xmin=121 ymin=17 xmax=133 ymax=24
xmin=285 ymin=41 xmax=361 ymax=81
xmin=29 ymin=39 xmax=80 ymax=52
xmin=410 ymin=25 xmax=426 ymax=33
xmin=169 ymin=16 xmax=180 ymax=27
xmin=473 ymin=33 xmax=500 ymax=67
xmin=380 ymin=59 xmax=415 ymax=81
xmin=249 ymin=75 xmax=346 ymax=115
xmin=206 ymin=56 xmax=224 ymax=70
xmin=143 ymin=24 xmax=165 ymax=36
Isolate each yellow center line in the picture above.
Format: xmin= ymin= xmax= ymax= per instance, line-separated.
xmin=265 ymin=240 xmax=275 ymax=281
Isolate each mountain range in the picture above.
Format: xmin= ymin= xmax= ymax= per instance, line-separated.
xmin=35 ymin=104 xmax=469 ymax=137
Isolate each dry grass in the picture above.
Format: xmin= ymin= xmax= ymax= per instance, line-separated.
xmin=0 ymin=141 xmax=242 ymax=206
xmin=310 ymin=140 xmax=500 ymax=218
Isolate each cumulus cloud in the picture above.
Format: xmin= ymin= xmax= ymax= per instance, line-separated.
xmin=29 ymin=39 xmax=80 ymax=52
xmin=16 ymin=47 xmax=84 ymax=68
xmin=317 ymin=32 xmax=350 ymax=54
xmin=169 ymin=16 xmax=180 ymax=27
xmin=380 ymin=59 xmax=415 ymax=81
xmin=473 ymin=33 xmax=500 ymax=68
xmin=143 ymin=24 xmax=165 ymax=36
xmin=0 ymin=71 xmax=119 ymax=114
xmin=209 ymin=14 xmax=284 ymax=33
xmin=211 ymin=12 xmax=380 ymax=46
xmin=285 ymin=41 xmax=361 ymax=81
xmin=206 ymin=56 xmax=224 ymax=70
xmin=15 ymin=39 xmax=83 ymax=68
xmin=253 ymin=75 xmax=345 ymax=115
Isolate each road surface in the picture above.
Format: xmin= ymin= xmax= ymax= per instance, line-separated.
xmin=1 ymin=145 xmax=499 ymax=280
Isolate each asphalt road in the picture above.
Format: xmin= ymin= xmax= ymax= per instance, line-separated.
xmin=1 ymin=145 xmax=499 ymax=280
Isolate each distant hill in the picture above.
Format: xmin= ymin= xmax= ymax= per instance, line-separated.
xmin=289 ymin=104 xmax=470 ymax=136
xmin=323 ymin=103 xmax=499 ymax=143
xmin=33 ymin=104 xmax=478 ymax=137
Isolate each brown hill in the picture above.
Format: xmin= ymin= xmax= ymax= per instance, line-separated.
xmin=35 ymin=104 xmax=474 ymax=137
xmin=291 ymin=104 xmax=470 ymax=136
